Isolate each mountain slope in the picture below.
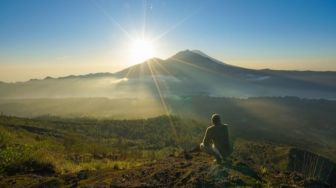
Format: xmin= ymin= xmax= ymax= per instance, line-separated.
xmin=115 ymin=49 xmax=336 ymax=98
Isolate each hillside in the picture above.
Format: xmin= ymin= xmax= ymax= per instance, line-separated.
xmin=1 ymin=139 xmax=335 ymax=187
xmin=1 ymin=96 xmax=335 ymax=161
xmin=0 ymin=115 xmax=335 ymax=187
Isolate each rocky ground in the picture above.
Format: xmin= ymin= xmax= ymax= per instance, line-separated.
xmin=74 ymin=150 xmax=330 ymax=187
xmin=1 ymin=146 xmax=333 ymax=188
xmin=0 ymin=141 xmax=336 ymax=188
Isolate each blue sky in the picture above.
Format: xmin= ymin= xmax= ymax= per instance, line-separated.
xmin=0 ymin=0 xmax=336 ymax=81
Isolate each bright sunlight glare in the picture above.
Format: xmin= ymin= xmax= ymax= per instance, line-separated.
xmin=130 ymin=38 xmax=155 ymax=63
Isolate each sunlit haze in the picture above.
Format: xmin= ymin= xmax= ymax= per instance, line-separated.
xmin=0 ymin=0 xmax=336 ymax=82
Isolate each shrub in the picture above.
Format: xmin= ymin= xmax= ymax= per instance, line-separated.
xmin=0 ymin=145 xmax=55 ymax=175
xmin=4 ymin=159 xmax=55 ymax=176
xmin=0 ymin=145 xmax=32 ymax=173
xmin=0 ymin=129 xmax=11 ymax=148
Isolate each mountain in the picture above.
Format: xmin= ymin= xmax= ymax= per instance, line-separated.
xmin=0 ymin=50 xmax=335 ymax=99
xmin=191 ymin=49 xmax=226 ymax=64
xmin=115 ymin=50 xmax=336 ymax=98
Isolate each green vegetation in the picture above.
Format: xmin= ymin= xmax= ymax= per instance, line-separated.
xmin=0 ymin=114 xmax=335 ymax=187
xmin=1 ymin=96 xmax=335 ymax=159
xmin=0 ymin=96 xmax=336 ymax=186
xmin=0 ymin=115 xmax=205 ymax=175
xmin=169 ymin=96 xmax=336 ymax=160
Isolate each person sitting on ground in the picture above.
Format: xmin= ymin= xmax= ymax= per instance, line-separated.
xmin=200 ymin=114 xmax=231 ymax=164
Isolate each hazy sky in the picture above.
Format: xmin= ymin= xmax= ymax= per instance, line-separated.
xmin=1 ymin=0 xmax=336 ymax=82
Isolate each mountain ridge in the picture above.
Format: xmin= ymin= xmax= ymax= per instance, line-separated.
xmin=0 ymin=49 xmax=335 ymax=99
xmin=1 ymin=49 xmax=336 ymax=84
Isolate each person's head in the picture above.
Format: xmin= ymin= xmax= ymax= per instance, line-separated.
xmin=211 ymin=114 xmax=221 ymax=125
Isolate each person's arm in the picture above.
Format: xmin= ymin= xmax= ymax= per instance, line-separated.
xmin=202 ymin=127 xmax=212 ymax=147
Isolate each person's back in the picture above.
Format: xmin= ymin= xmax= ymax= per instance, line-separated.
xmin=205 ymin=124 xmax=230 ymax=157
xmin=200 ymin=114 xmax=231 ymax=163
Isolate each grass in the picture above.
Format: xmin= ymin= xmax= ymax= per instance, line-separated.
xmin=0 ymin=114 xmax=334 ymax=183
xmin=0 ymin=115 xmax=203 ymax=175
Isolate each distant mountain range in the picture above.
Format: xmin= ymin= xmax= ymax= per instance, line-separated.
xmin=1 ymin=50 xmax=335 ymax=99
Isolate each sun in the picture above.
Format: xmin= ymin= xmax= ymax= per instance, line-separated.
xmin=130 ymin=38 xmax=155 ymax=63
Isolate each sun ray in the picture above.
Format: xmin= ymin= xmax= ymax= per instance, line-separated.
xmin=125 ymin=64 xmax=136 ymax=78
xmin=91 ymin=0 xmax=133 ymax=40
xmin=153 ymin=59 xmax=174 ymax=76
xmin=138 ymin=61 xmax=145 ymax=78
xmin=146 ymin=60 xmax=179 ymax=146
xmin=152 ymin=8 xmax=202 ymax=43
xmin=150 ymin=60 xmax=172 ymax=92
xmin=142 ymin=0 xmax=148 ymax=39
xmin=150 ymin=60 xmax=176 ymax=98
